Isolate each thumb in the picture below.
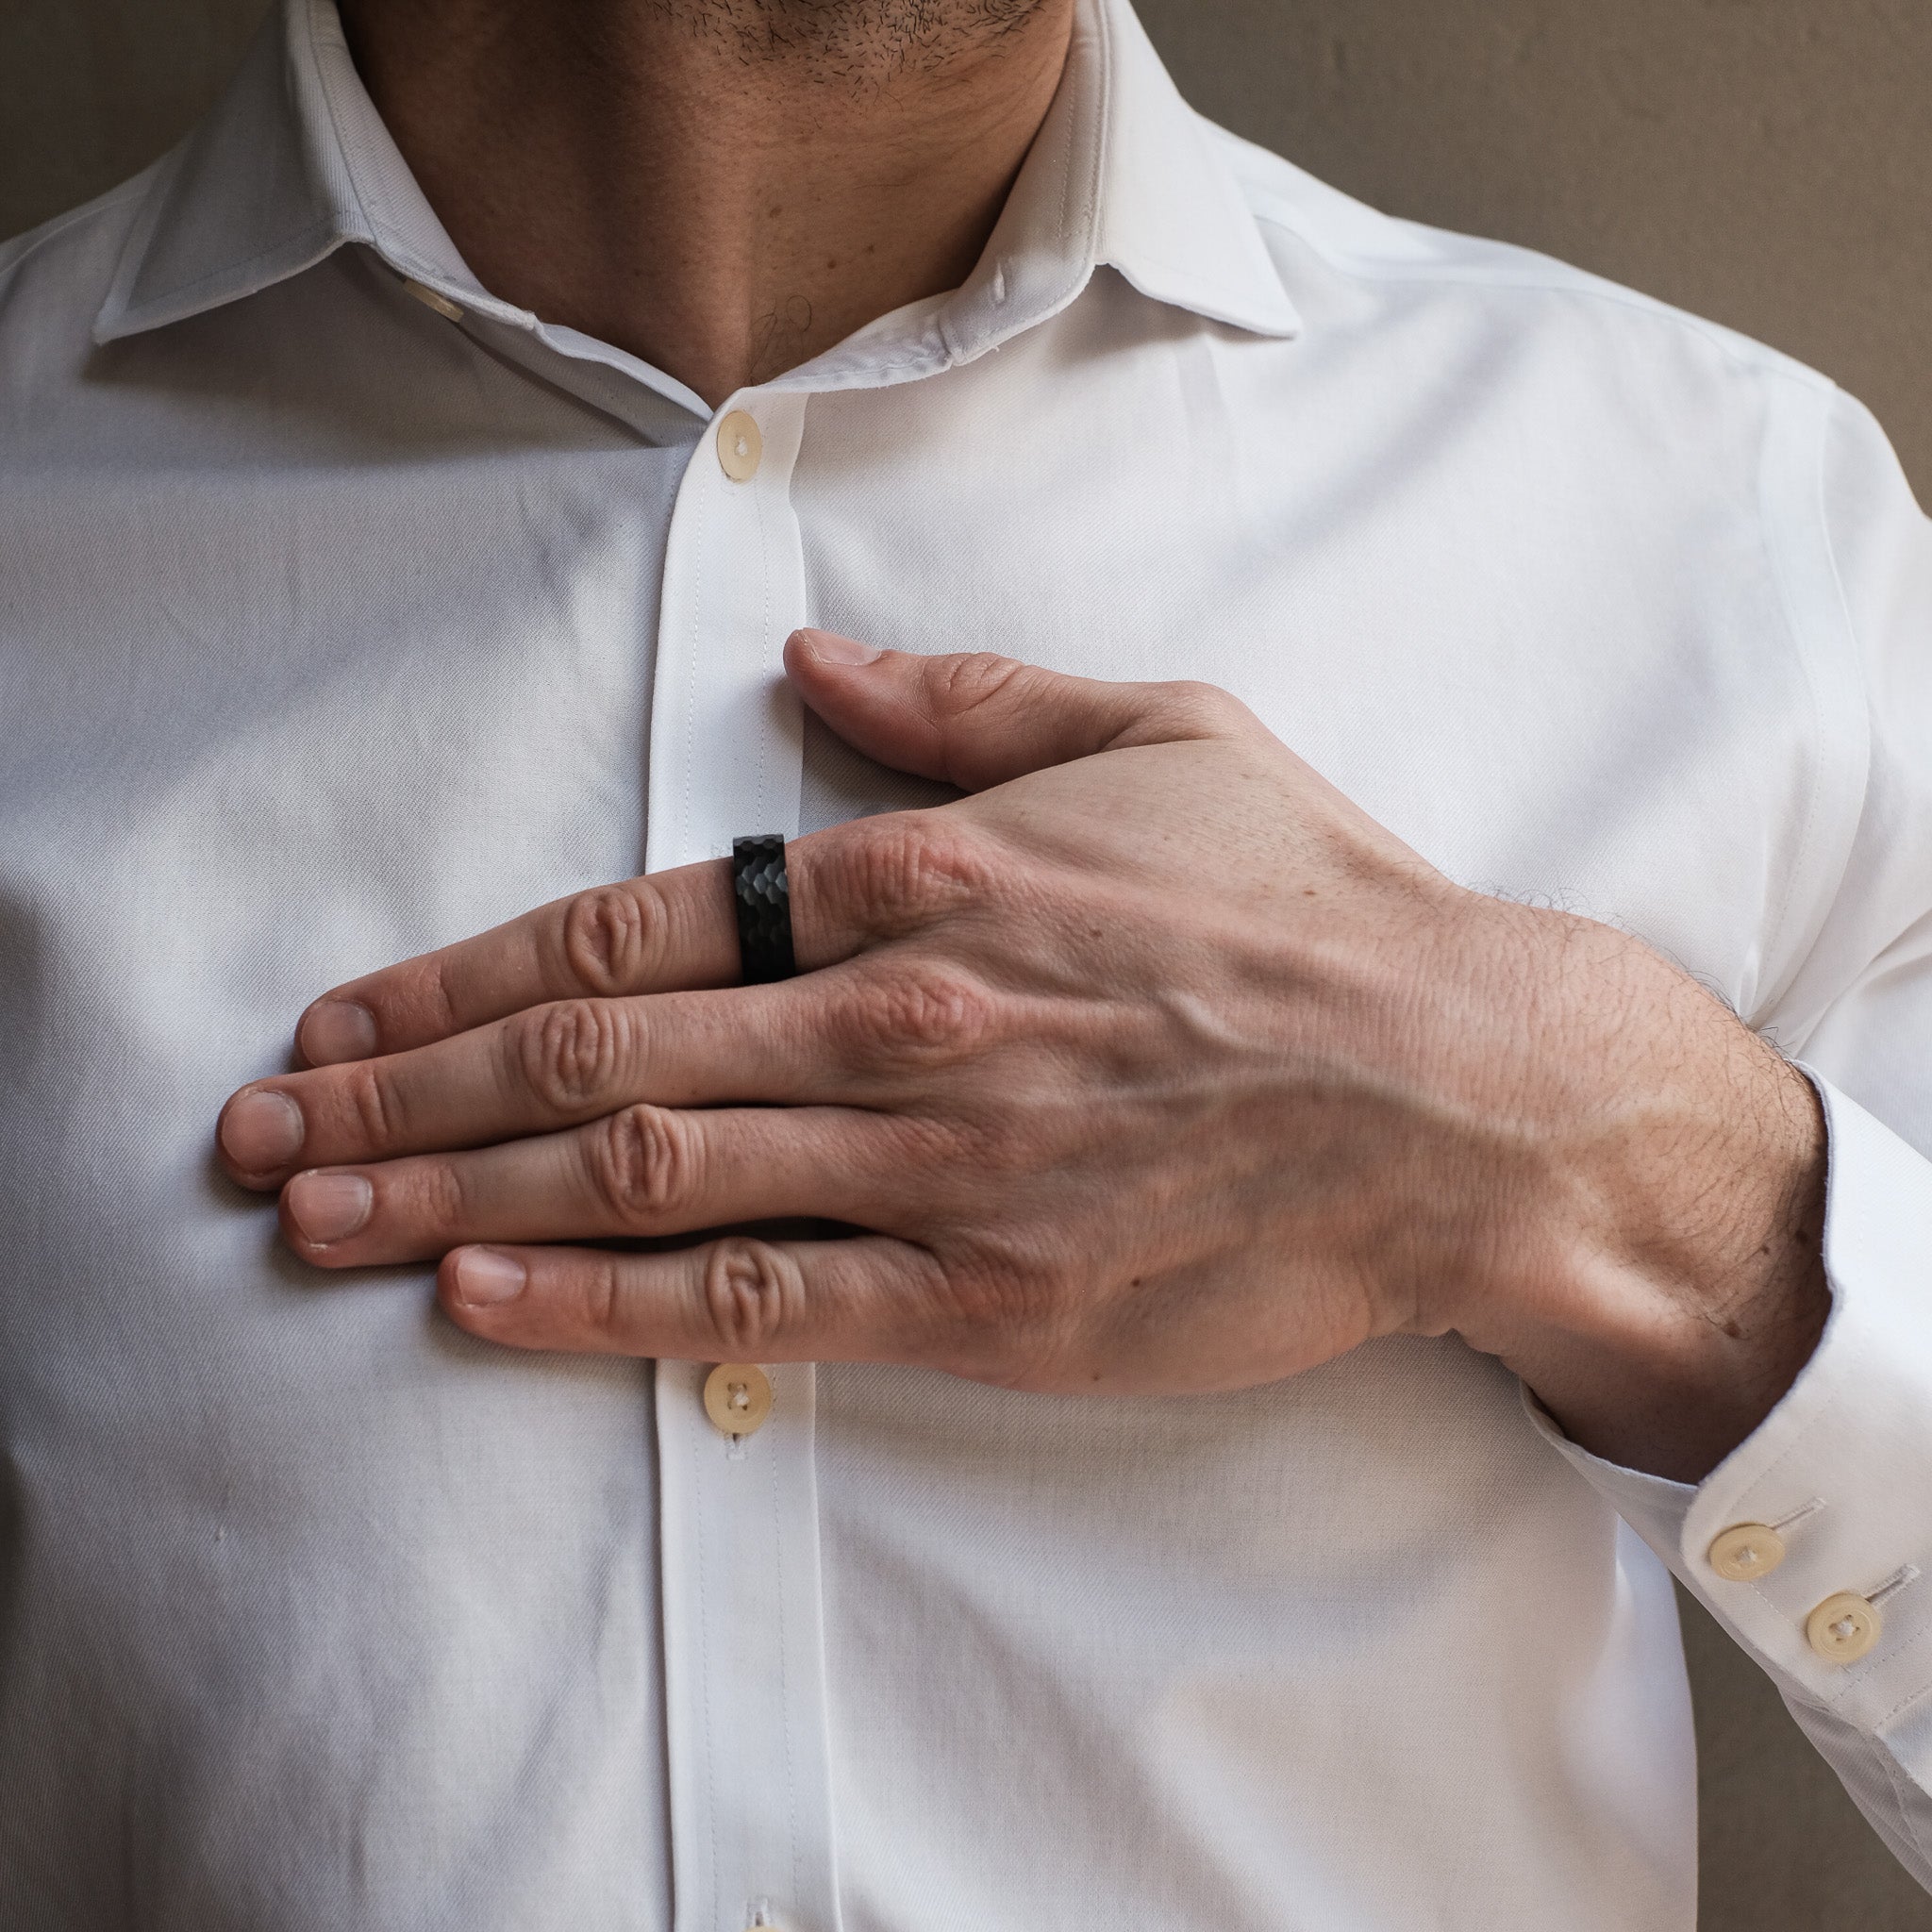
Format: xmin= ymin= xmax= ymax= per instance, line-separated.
xmin=782 ymin=629 xmax=1251 ymax=791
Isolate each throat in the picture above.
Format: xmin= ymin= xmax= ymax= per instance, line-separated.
xmin=338 ymin=0 xmax=1076 ymax=406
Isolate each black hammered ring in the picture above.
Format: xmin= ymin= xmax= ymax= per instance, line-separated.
xmin=731 ymin=834 xmax=796 ymax=984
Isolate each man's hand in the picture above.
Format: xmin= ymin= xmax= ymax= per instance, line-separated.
xmin=216 ymin=632 xmax=1828 ymax=1482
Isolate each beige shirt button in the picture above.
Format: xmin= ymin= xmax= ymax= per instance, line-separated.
xmin=400 ymin=277 xmax=464 ymax=322
xmin=703 ymin=1362 xmax=773 ymax=1438
xmin=1707 ymin=1523 xmax=1786 ymax=1582
xmin=716 ymin=409 xmax=763 ymax=482
xmin=1806 ymin=1591 xmax=1881 ymax=1665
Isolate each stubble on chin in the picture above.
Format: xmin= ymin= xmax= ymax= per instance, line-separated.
xmin=641 ymin=0 xmax=1058 ymax=75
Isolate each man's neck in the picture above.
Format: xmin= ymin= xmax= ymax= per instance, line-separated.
xmin=337 ymin=0 xmax=1076 ymax=408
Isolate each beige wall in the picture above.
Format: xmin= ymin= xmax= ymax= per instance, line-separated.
xmin=4 ymin=3 xmax=1928 ymax=1926
xmin=1139 ymin=0 xmax=1932 ymax=499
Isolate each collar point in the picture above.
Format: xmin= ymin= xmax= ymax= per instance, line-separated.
xmin=1108 ymin=258 xmax=1304 ymax=344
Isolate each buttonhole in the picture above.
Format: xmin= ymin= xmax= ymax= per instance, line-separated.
xmin=1868 ymin=1565 xmax=1922 ymax=1610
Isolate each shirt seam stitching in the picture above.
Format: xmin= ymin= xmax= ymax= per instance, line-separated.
xmin=299 ymin=0 xmax=388 ymax=244
xmin=1850 ymin=1620 xmax=1932 ymax=1718
xmin=769 ymin=1402 xmax=803 ymax=1912
xmin=696 ymin=1410 xmax=721 ymax=1927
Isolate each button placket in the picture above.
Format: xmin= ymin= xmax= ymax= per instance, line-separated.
xmin=645 ymin=388 xmax=841 ymax=1932
xmin=646 ymin=394 xmax=808 ymax=875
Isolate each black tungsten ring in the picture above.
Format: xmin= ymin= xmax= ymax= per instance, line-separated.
xmin=731 ymin=833 xmax=797 ymax=984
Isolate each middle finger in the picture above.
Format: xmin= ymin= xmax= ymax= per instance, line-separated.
xmin=218 ymin=973 xmax=867 ymax=1187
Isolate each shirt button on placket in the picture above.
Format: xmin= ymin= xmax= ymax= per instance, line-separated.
xmin=703 ymin=1362 xmax=774 ymax=1438
xmin=717 ymin=408 xmax=763 ymax=482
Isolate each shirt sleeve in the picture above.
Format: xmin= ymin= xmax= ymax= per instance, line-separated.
xmin=1539 ymin=385 xmax=1932 ymax=1887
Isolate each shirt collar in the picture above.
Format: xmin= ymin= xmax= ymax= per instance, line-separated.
xmin=94 ymin=0 xmax=1300 ymax=366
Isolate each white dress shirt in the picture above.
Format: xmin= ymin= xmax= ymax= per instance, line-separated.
xmin=3 ymin=1 xmax=1930 ymax=1926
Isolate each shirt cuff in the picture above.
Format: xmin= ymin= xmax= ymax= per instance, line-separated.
xmin=1528 ymin=1073 xmax=1932 ymax=1747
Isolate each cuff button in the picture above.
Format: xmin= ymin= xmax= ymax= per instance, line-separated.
xmin=1708 ymin=1524 xmax=1786 ymax=1582
xmin=1806 ymin=1591 xmax=1880 ymax=1664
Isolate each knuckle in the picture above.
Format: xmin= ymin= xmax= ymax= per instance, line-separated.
xmin=943 ymin=1250 xmax=1038 ymax=1332
xmin=932 ymin=650 xmax=1025 ymax=720
xmin=932 ymin=1251 xmax=1073 ymax=1384
xmin=859 ymin=967 xmax=995 ymax=1065
xmin=582 ymin=1256 xmax=626 ymax=1337
xmin=848 ymin=815 xmax=990 ymax=923
xmin=341 ymin=1059 xmax=406 ymax=1147
xmin=1157 ymin=678 xmax=1248 ymax=737
xmin=700 ymin=1237 xmax=803 ymax=1354
xmin=422 ymin=953 xmax=463 ymax=1037
xmin=561 ymin=882 xmax=662 ymax=995
xmin=416 ymin=1158 xmax=469 ymax=1235
xmin=516 ymin=997 xmax=633 ymax=1111
xmin=589 ymin=1104 xmax=695 ymax=1224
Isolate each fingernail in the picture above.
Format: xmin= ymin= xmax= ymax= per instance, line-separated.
xmin=795 ymin=627 xmax=880 ymax=666
xmin=299 ymin=998 xmax=378 ymax=1065
xmin=285 ymin=1171 xmax=373 ymax=1244
xmin=221 ymin=1089 xmax=305 ymax=1171
xmin=452 ymin=1247 xmax=526 ymax=1307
